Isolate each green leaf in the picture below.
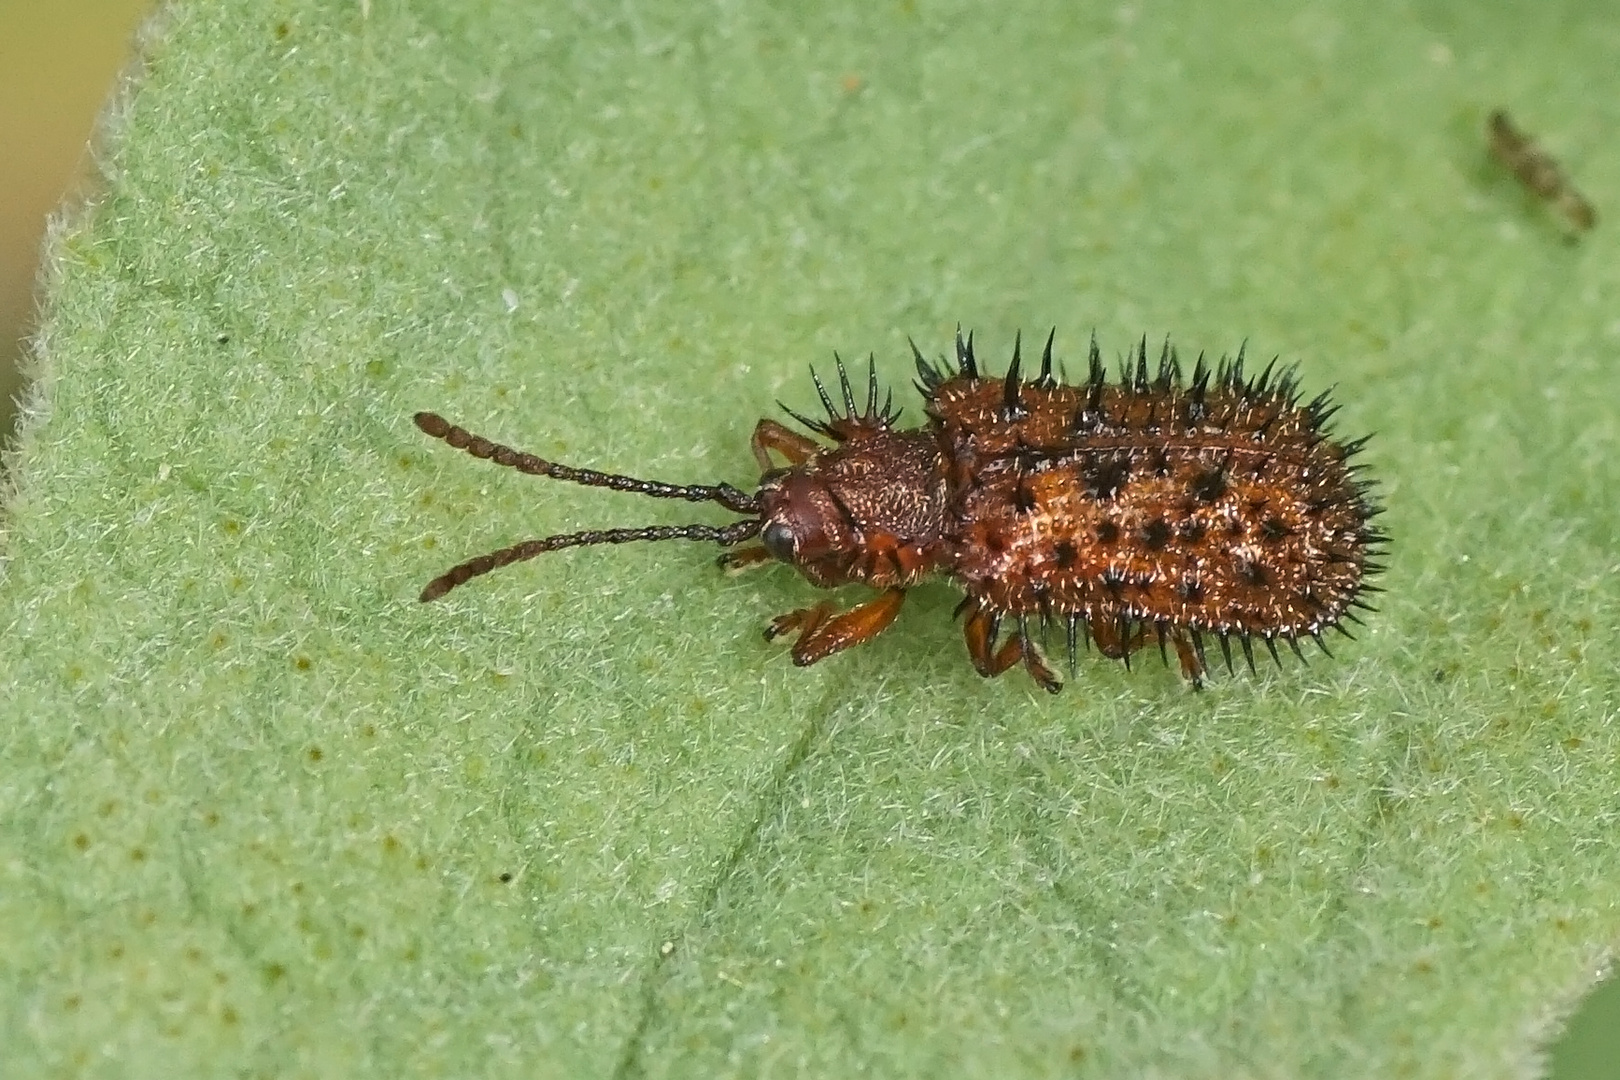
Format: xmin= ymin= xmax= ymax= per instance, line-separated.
xmin=4 ymin=1 xmax=1616 ymax=1077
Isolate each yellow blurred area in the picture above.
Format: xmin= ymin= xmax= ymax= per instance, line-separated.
xmin=0 ymin=0 xmax=152 ymax=443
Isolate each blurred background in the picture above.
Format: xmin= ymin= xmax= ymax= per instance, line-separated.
xmin=0 ymin=0 xmax=152 ymax=444
xmin=0 ymin=2 xmax=1614 ymax=1076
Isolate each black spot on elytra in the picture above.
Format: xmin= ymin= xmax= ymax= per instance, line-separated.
xmin=1100 ymin=567 xmax=1127 ymax=596
xmin=983 ymin=531 xmax=1007 ymax=554
xmin=1053 ymin=540 xmax=1078 ymax=569
xmin=1235 ymin=557 xmax=1268 ymax=587
xmin=1140 ymin=519 xmax=1171 ymax=550
xmin=1178 ymin=519 xmax=1206 ymax=544
xmin=1082 ymin=453 xmax=1132 ymax=500
xmin=1189 ymin=467 xmax=1226 ymax=503
xmin=1012 ymin=482 xmax=1038 ymax=514
xmin=1177 ymin=579 xmax=1205 ymax=603
xmin=1148 ymin=449 xmax=1172 ymax=477
xmin=1305 ymin=494 xmax=1348 ymax=517
xmin=1260 ymin=516 xmax=1292 ymax=542
xmin=1014 ymin=447 xmax=1045 ymax=473
xmin=1095 ymin=521 xmax=1120 ymax=545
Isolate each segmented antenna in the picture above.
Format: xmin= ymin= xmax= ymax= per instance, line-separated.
xmin=418 ymin=520 xmax=761 ymax=601
xmin=414 ymin=412 xmax=761 ymax=601
xmin=414 ymin=413 xmax=758 ymax=513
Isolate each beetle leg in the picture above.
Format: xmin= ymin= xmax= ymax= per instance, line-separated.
xmin=717 ymin=545 xmax=775 ymax=574
xmin=963 ymin=603 xmax=1021 ymax=678
xmin=1171 ymin=630 xmax=1207 ymax=690
xmin=765 ymin=588 xmax=906 ymax=666
xmin=963 ymin=604 xmax=1063 ymax=693
xmin=765 ymin=600 xmax=832 ymax=644
xmin=1090 ymin=616 xmax=1206 ymax=689
xmin=1019 ymin=635 xmax=1063 ymax=694
xmin=1089 ymin=615 xmax=1148 ymax=663
xmin=751 ymin=419 xmax=821 ymax=472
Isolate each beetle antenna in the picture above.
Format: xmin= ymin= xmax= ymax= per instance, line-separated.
xmin=415 ymin=412 xmax=764 ymax=600
xmin=418 ymin=519 xmax=762 ymax=601
xmin=414 ymin=412 xmax=759 ymax=514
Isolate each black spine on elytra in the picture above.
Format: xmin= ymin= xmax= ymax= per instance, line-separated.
xmin=1002 ymin=331 xmax=1028 ymax=419
xmin=1086 ymin=333 xmax=1106 ymax=387
xmin=413 ymin=413 xmax=758 ymax=514
xmin=956 ymin=327 xmax=980 ymax=378
xmin=418 ymin=519 xmax=763 ymax=602
xmin=1303 ymin=388 xmax=1336 ymax=428
xmin=1251 ymin=406 xmax=1282 ymax=440
xmin=1155 ymin=339 xmax=1179 ymax=390
xmin=1037 ymin=328 xmax=1057 ymax=389
xmin=1251 ymin=356 xmax=1279 ymax=397
xmin=1074 ymin=387 xmax=1104 ymax=434
xmin=1130 ymin=336 xmax=1150 ymax=393
xmin=1341 ymin=434 xmax=1374 ymax=458
xmin=1074 ymin=334 xmax=1108 ymax=432
xmin=1276 ymin=366 xmax=1301 ymax=403
xmin=1224 ymin=342 xmax=1249 ymax=391
xmin=911 ymin=337 xmax=943 ymax=390
xmin=1187 ymin=352 xmax=1211 ymax=420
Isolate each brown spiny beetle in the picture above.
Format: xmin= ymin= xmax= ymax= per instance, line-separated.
xmin=414 ymin=331 xmax=1386 ymax=689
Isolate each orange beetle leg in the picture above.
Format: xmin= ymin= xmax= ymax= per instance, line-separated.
xmin=963 ymin=602 xmax=1062 ymax=693
xmin=1171 ymin=630 xmax=1208 ymax=690
xmin=766 ymin=588 xmax=906 ymax=666
xmin=751 ymin=419 xmax=821 ymax=472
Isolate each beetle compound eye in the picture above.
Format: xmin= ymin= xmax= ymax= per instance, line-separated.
xmin=761 ymin=521 xmax=797 ymax=562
